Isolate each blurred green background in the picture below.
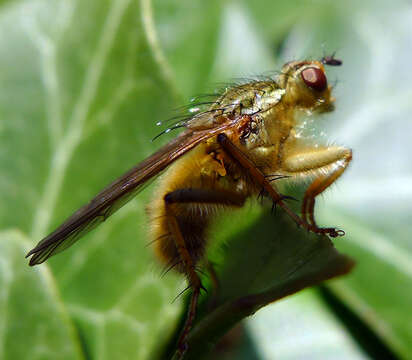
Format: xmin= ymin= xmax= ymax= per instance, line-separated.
xmin=0 ymin=0 xmax=411 ymax=359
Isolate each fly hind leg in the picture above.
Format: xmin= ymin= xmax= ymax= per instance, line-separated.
xmin=164 ymin=188 xmax=245 ymax=356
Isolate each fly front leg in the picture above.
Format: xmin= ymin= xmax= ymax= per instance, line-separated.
xmin=282 ymin=146 xmax=352 ymax=236
xmin=164 ymin=188 xmax=245 ymax=357
xmin=217 ymin=134 xmax=316 ymax=232
xmin=217 ymin=133 xmax=349 ymax=238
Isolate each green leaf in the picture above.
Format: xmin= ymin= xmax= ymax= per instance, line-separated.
xmin=152 ymin=0 xmax=223 ymax=97
xmin=320 ymin=207 xmax=412 ymax=358
xmin=174 ymin=211 xmax=354 ymax=359
xmin=233 ymin=1 xmax=412 ymax=358
xmin=1 ymin=0 xmax=411 ymax=359
xmin=0 ymin=1 xmax=184 ymax=359
xmin=247 ymin=291 xmax=370 ymax=360
xmin=0 ymin=230 xmax=82 ymax=360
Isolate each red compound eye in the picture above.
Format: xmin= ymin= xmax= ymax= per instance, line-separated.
xmin=301 ymin=67 xmax=327 ymax=92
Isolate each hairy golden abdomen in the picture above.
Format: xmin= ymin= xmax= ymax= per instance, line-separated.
xmin=147 ymin=142 xmax=249 ymax=272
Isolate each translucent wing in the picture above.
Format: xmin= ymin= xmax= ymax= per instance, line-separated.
xmin=26 ymin=125 xmax=231 ymax=266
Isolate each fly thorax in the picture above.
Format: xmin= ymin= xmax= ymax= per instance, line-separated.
xmin=239 ymin=88 xmax=286 ymax=116
xmin=239 ymin=116 xmax=266 ymax=148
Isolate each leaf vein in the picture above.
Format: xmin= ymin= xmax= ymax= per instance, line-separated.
xmin=31 ymin=0 xmax=133 ymax=240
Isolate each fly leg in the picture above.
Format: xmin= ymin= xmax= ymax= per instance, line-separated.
xmin=164 ymin=188 xmax=245 ymax=356
xmin=282 ymin=146 xmax=352 ymax=236
xmin=164 ymin=204 xmax=201 ymax=357
xmin=217 ymin=133 xmax=311 ymax=231
xmin=217 ymin=133 xmax=350 ymax=237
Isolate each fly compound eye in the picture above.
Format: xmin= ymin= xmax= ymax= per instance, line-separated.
xmin=301 ymin=67 xmax=327 ymax=92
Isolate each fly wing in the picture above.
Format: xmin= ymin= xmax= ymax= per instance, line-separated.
xmin=26 ymin=127 xmax=224 ymax=266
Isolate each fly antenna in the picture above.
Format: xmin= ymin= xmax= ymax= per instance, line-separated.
xmin=321 ymin=51 xmax=342 ymax=66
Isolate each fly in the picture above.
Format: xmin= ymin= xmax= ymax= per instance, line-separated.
xmin=26 ymin=57 xmax=352 ymax=356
